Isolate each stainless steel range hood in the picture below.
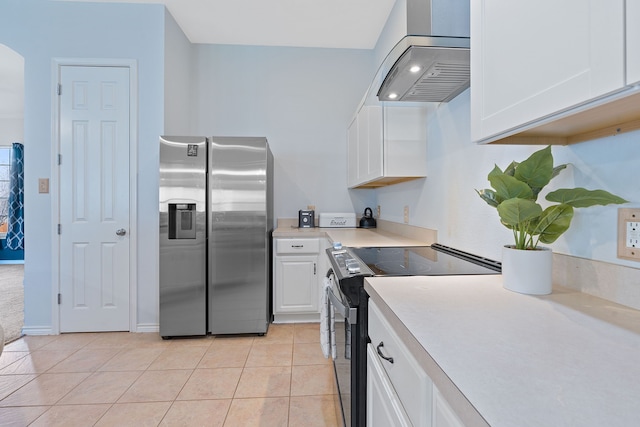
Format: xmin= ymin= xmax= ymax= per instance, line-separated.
xmin=376 ymin=0 xmax=470 ymax=103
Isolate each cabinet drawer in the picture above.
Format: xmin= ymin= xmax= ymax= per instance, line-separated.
xmin=368 ymin=300 xmax=431 ymax=426
xmin=367 ymin=344 xmax=412 ymax=427
xmin=275 ymin=238 xmax=320 ymax=254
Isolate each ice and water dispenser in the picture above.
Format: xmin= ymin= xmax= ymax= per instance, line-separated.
xmin=168 ymin=203 xmax=196 ymax=239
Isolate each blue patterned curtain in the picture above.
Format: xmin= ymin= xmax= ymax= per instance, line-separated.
xmin=6 ymin=142 xmax=24 ymax=250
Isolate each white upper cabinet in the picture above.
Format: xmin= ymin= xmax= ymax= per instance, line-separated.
xmin=628 ymin=0 xmax=640 ymax=85
xmin=348 ymin=105 xmax=427 ymax=189
xmin=471 ymin=0 xmax=640 ymax=145
xmin=357 ymin=106 xmax=383 ymax=185
xmin=347 ymin=118 xmax=359 ymax=188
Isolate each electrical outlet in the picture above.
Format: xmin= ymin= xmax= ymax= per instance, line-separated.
xmin=376 ymin=205 xmax=381 ymax=218
xmin=403 ymin=205 xmax=409 ymax=224
xmin=627 ymin=222 xmax=640 ymax=247
xmin=618 ymin=208 xmax=640 ymax=261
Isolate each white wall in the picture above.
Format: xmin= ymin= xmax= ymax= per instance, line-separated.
xmin=0 ymin=0 xmax=165 ymax=331
xmin=9 ymin=0 xmax=634 ymax=332
xmin=191 ymin=44 xmax=377 ymax=220
xmin=373 ymin=0 xmax=407 ymax=73
xmin=0 ymin=118 xmax=23 ymax=144
xmin=377 ymin=90 xmax=640 ymax=267
xmin=0 ymin=43 xmax=24 ymax=144
xmin=164 ymin=9 xmax=194 ymax=135
xmin=0 ymin=1 xmax=378 ymax=332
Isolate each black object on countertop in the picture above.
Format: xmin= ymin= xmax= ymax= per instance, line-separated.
xmin=359 ymin=207 xmax=376 ymax=228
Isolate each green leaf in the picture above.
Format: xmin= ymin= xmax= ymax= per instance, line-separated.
xmin=489 ymin=171 xmax=533 ymax=201
xmin=514 ymin=146 xmax=554 ymax=191
xmin=487 ymin=164 xmax=503 ymax=179
xmin=476 ymin=189 xmax=500 ymax=208
xmin=546 ymin=188 xmax=628 ymax=208
xmin=530 ymin=164 xmax=567 ymax=200
xmin=497 ymin=198 xmax=542 ymax=228
xmin=503 ymin=161 xmax=518 ymax=177
xmin=551 ymin=164 xmax=567 ymax=180
xmin=533 ymin=204 xmax=574 ymax=244
xmin=478 ymin=145 xmax=627 ymax=249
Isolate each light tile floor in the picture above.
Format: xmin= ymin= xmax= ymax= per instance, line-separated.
xmin=0 ymin=323 xmax=340 ymax=426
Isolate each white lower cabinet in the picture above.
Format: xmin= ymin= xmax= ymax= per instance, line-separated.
xmin=273 ymin=238 xmax=322 ymax=323
xmin=367 ymin=344 xmax=412 ymax=427
xmin=368 ymin=300 xmax=467 ymax=427
xmin=433 ymin=387 xmax=465 ymax=427
xmin=368 ymin=301 xmax=432 ymax=426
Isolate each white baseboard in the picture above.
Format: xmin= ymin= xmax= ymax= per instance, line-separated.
xmin=273 ymin=313 xmax=321 ymax=323
xmin=21 ymin=326 xmax=54 ymax=336
xmin=136 ymin=323 xmax=159 ymax=333
xmin=22 ymin=325 xmax=159 ymax=335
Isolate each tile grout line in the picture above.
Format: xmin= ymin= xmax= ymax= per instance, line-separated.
xmin=45 ymin=336 xmax=156 ymax=426
xmin=1 ymin=325 xmax=334 ymax=426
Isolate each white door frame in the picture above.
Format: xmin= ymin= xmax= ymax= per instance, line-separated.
xmin=50 ymin=58 xmax=138 ymax=335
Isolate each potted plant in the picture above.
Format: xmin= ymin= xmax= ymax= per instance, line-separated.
xmin=476 ymin=146 xmax=627 ymax=295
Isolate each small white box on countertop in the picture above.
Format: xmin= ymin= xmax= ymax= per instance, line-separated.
xmin=319 ymin=212 xmax=356 ymax=228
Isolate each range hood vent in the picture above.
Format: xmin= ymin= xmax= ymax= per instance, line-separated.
xmin=376 ymin=0 xmax=470 ymax=103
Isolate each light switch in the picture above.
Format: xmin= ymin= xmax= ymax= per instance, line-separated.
xmin=38 ymin=178 xmax=49 ymax=194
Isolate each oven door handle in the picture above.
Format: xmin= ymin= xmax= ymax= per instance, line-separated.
xmin=327 ymin=286 xmax=357 ymax=325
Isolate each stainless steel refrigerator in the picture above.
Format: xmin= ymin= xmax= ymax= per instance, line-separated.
xmin=159 ymin=136 xmax=273 ymax=337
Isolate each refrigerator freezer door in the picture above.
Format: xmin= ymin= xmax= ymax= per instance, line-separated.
xmin=208 ymin=137 xmax=272 ymax=334
xmin=159 ymin=136 xmax=207 ymax=337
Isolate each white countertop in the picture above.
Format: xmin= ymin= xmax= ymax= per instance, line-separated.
xmin=273 ymin=226 xmax=428 ymax=247
xmin=365 ymin=275 xmax=640 ymax=427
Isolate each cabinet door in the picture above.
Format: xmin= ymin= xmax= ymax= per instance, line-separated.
xmin=318 ymin=238 xmax=331 ymax=280
xmin=274 ymin=255 xmax=318 ymax=314
xmin=357 ymin=108 xmax=371 ymax=183
xmin=348 ymin=104 xmax=427 ymax=188
xmin=471 ymin=0 xmax=625 ymax=142
xmin=369 ymin=301 xmax=432 ymax=426
xmin=367 ymin=344 xmax=412 ymax=427
xmin=347 ymin=118 xmax=358 ymax=188
xmin=383 ymin=106 xmax=427 ymax=177
xmin=356 ymin=105 xmax=383 ymax=184
xmin=367 ymin=106 xmax=383 ymax=180
xmin=433 ymin=387 xmax=465 ymax=427
xmin=628 ymin=0 xmax=640 ymax=85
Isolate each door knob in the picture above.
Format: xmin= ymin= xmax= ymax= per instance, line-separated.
xmin=116 ymin=228 xmax=127 ymax=236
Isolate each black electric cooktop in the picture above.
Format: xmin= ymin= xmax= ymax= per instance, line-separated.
xmin=350 ymin=244 xmax=501 ymax=276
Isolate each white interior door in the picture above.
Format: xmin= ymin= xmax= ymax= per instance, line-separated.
xmin=58 ymin=65 xmax=131 ymax=332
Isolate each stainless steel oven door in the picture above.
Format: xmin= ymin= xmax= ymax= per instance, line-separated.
xmin=327 ymin=272 xmax=357 ymax=427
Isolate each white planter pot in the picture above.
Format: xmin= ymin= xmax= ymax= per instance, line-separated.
xmin=502 ymin=245 xmax=553 ymax=295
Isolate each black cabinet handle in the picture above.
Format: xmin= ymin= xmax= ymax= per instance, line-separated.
xmin=376 ymin=341 xmax=394 ymax=364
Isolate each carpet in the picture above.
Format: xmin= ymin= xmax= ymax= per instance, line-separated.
xmin=0 ymin=264 xmax=24 ymax=343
